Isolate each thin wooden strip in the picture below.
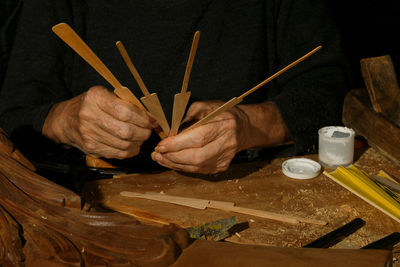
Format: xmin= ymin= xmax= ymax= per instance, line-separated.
xmin=169 ymin=31 xmax=200 ymax=136
xmin=116 ymin=41 xmax=150 ymax=96
xmin=52 ymin=23 xmax=121 ymax=89
xmin=140 ymin=93 xmax=171 ymax=135
xmin=180 ymin=31 xmax=200 ymax=94
xmin=120 ymin=191 xmax=326 ymax=225
xmin=120 ymin=191 xmax=210 ymax=210
xmin=238 ymin=46 xmax=322 ymax=100
xmin=185 ymin=97 xmax=242 ymax=132
xmin=208 ymin=203 xmax=326 ymax=225
xmin=116 ymin=41 xmax=170 ymax=135
xmin=169 ymin=91 xmax=191 ymax=136
xmin=184 ymin=46 xmax=322 ymax=132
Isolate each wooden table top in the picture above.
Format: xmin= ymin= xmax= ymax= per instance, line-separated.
xmin=84 ymin=147 xmax=400 ymax=249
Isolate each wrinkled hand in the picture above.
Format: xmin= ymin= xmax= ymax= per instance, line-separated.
xmin=43 ymin=86 xmax=157 ymax=159
xmin=151 ymin=101 xmax=249 ymax=174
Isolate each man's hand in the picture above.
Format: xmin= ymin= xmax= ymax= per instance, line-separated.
xmin=43 ymin=86 xmax=157 ymax=159
xmin=151 ymin=101 xmax=247 ymax=174
xmin=151 ymin=101 xmax=291 ymax=174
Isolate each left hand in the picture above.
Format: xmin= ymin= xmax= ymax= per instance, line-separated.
xmin=151 ymin=101 xmax=249 ymax=174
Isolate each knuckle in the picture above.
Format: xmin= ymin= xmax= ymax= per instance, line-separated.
xmin=87 ymin=86 xmax=104 ymax=97
xmin=77 ymin=107 xmax=92 ymax=121
xmin=143 ymin=129 xmax=152 ymax=140
xmin=116 ymin=125 xmax=134 ymax=139
xmin=118 ymin=140 xmax=132 ymax=150
xmin=77 ymin=124 xmax=86 ymax=135
xmin=82 ymin=139 xmax=96 ymax=151
xmin=115 ymin=150 xmax=131 ymax=159
xmin=115 ymin=104 xmax=132 ymax=121
xmin=192 ymin=134 xmax=206 ymax=147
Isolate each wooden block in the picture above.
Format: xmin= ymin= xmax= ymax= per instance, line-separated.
xmin=343 ymin=89 xmax=400 ymax=166
xmin=360 ymin=55 xmax=400 ymax=127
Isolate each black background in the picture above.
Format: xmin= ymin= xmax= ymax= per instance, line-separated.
xmin=332 ymin=0 xmax=400 ymax=87
xmin=1 ymin=0 xmax=400 ymax=90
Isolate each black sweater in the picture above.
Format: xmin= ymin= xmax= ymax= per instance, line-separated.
xmin=0 ymin=0 xmax=348 ymax=157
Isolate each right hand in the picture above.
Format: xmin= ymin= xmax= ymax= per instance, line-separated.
xmin=42 ymin=86 xmax=157 ymax=159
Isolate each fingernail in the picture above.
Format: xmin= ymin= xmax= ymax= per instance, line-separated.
xmin=151 ymin=151 xmax=162 ymax=161
xmin=151 ymin=152 xmax=157 ymax=161
xmin=156 ymin=146 xmax=166 ymax=153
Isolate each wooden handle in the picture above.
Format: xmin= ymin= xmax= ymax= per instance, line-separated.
xmin=52 ymin=23 xmax=144 ymax=109
xmin=52 ymin=23 xmax=122 ymax=89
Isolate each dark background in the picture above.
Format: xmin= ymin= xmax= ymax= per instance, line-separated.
xmin=332 ymin=0 xmax=400 ymax=87
xmin=1 ymin=0 xmax=400 ymax=92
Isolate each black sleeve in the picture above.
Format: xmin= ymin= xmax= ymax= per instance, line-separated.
xmin=0 ymin=0 xmax=72 ymax=136
xmin=267 ymin=0 xmax=350 ymax=154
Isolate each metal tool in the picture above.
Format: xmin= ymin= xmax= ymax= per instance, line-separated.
xmin=362 ymin=232 xmax=400 ymax=250
xmin=303 ymin=218 xmax=365 ymax=248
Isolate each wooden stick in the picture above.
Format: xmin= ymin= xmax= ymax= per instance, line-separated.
xmin=181 ymin=31 xmax=200 ymax=94
xmin=238 ymin=46 xmax=322 ymax=100
xmin=169 ymin=31 xmax=200 ymax=136
xmin=52 ymin=23 xmax=144 ymax=109
xmin=116 ymin=41 xmax=170 ymax=135
xmin=120 ymin=191 xmax=327 ymax=225
xmin=116 ymin=41 xmax=150 ymax=96
xmin=185 ymin=46 xmax=322 ymax=132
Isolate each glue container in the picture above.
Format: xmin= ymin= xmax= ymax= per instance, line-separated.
xmin=318 ymin=126 xmax=355 ymax=168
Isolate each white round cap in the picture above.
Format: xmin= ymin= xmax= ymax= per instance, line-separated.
xmin=282 ymin=158 xmax=321 ymax=179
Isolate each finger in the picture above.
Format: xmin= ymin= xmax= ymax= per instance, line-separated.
xmin=158 ymin=142 xmax=221 ymax=166
xmin=155 ymin=123 xmax=221 ymax=153
xmin=79 ymin=132 xmax=140 ymax=159
xmin=90 ymin=109 xmax=152 ymax=141
xmin=152 ymin=150 xmax=231 ymax=174
xmin=155 ymin=114 xmax=237 ymax=153
xmin=86 ymin=141 xmax=140 ymax=159
xmin=103 ymin=100 xmax=157 ymax=129
xmin=79 ymin=120 xmax=141 ymax=151
xmin=152 ymin=151 xmax=215 ymax=174
xmin=86 ymin=86 xmax=156 ymax=129
xmin=182 ymin=101 xmax=225 ymax=123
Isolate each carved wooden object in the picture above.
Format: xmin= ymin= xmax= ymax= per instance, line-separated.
xmin=0 ymin=130 xmax=189 ymax=266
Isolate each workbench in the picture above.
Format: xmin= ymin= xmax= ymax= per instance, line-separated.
xmin=84 ymin=147 xmax=400 ymax=252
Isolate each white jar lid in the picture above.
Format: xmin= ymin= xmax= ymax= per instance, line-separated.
xmin=282 ymin=158 xmax=321 ymax=179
